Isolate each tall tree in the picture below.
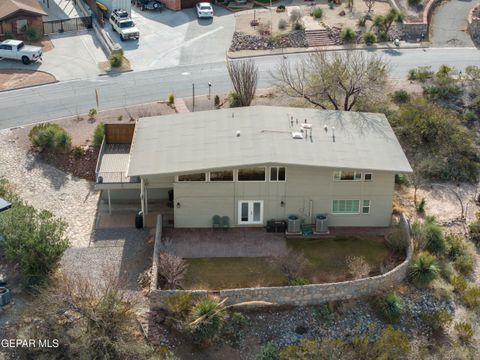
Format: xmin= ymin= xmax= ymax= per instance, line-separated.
xmin=364 ymin=0 xmax=376 ymax=13
xmin=227 ymin=59 xmax=259 ymax=106
xmin=272 ymin=51 xmax=389 ymax=111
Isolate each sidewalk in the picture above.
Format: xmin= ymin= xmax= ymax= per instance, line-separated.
xmin=227 ymin=41 xmax=426 ymax=59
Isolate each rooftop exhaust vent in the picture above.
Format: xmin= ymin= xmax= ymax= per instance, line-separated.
xmin=292 ymin=131 xmax=303 ymax=139
xmin=301 ymin=123 xmax=312 ymax=130
xmin=236 ymin=130 xmax=241 ymax=137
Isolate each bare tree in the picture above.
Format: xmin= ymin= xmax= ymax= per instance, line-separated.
xmin=363 ymin=0 xmax=376 ymax=13
xmin=158 ymin=251 xmax=188 ymax=289
xmin=270 ymin=249 xmax=308 ymax=282
xmin=272 ymin=51 xmax=389 ymax=111
xmin=346 ymin=256 xmax=371 ymax=279
xmin=227 ymin=59 xmax=258 ymax=106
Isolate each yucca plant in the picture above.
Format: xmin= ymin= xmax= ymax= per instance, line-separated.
xmin=408 ymin=252 xmax=439 ymax=287
xmin=189 ymin=297 xmax=227 ymax=344
xmin=424 ymin=221 xmax=447 ymax=256
xmin=377 ymin=292 xmax=404 ymax=323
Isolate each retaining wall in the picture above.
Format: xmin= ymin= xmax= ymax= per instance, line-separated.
xmin=399 ymin=0 xmax=442 ymax=41
xmin=150 ymin=215 xmax=412 ymax=309
xmin=468 ymin=5 xmax=480 ymax=42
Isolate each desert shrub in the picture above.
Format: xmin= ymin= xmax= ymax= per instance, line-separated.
xmin=93 ymin=123 xmax=105 ymax=148
xmin=289 ymin=9 xmax=302 ymax=23
xmin=408 ymin=252 xmax=439 ymax=287
xmin=214 ymin=95 xmax=220 ymax=108
xmin=289 ymin=277 xmax=309 ymax=286
xmin=408 ymin=0 xmax=421 ymax=5
xmin=314 ymin=303 xmax=335 ymax=323
xmin=462 ymin=284 xmax=480 ymax=308
xmin=189 ymin=297 xmax=227 ymax=345
xmin=385 ymin=230 xmax=408 ymax=255
xmin=341 ymin=27 xmax=356 ymax=43
xmin=280 ymin=338 xmax=355 ymax=360
xmin=424 ymin=221 xmax=447 ymax=255
xmin=168 ymin=93 xmax=175 ymax=104
xmin=392 ymin=89 xmax=411 ymax=104
xmin=346 ymin=256 xmax=371 ymax=279
xmin=72 ymin=146 xmax=85 ymax=159
xmin=454 ymin=322 xmax=474 ymax=344
xmin=454 ymin=254 xmax=475 ymax=276
xmin=28 ymin=123 xmax=72 ymax=152
xmin=0 ymin=183 xmax=69 ymax=286
xmin=88 ymin=108 xmax=97 ymax=119
xmin=451 ymin=275 xmax=468 ymax=293
xmin=415 ymin=197 xmax=426 ymax=213
xmin=408 ymin=66 xmax=434 ymax=81
xmin=358 ymin=16 xmax=367 ymax=27
xmin=25 ymin=27 xmax=41 ymax=42
xmin=278 ymin=18 xmax=288 ymax=30
xmin=421 ymin=308 xmax=453 ymax=332
xmin=439 ymin=260 xmax=455 ymax=282
xmin=463 ymin=111 xmax=476 ymax=124
xmin=395 ymin=173 xmax=408 ymax=185
xmin=293 ymin=21 xmax=305 ymax=31
xmin=376 ymin=292 xmax=404 ymax=323
xmin=157 ymin=251 xmax=188 ymax=289
xmin=256 ymin=341 xmax=280 ymax=360
xmin=165 ymin=292 xmax=193 ymax=320
xmin=468 ymin=221 xmax=480 ymax=245
xmin=363 ymin=31 xmax=376 ymax=44
xmin=377 ymin=31 xmax=388 ymax=42
xmin=371 ymin=326 xmax=410 ymax=359
xmin=270 ymin=249 xmax=309 ymax=283
xmin=446 ymin=234 xmax=468 ymax=260
xmin=423 ymin=84 xmax=462 ymax=101
xmin=229 ymin=92 xmax=242 ymax=108
xmin=311 ymin=7 xmax=323 ymax=19
xmin=109 ymin=53 xmax=123 ymax=68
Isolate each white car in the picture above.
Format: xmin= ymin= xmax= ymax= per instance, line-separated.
xmin=109 ymin=9 xmax=140 ymax=41
xmin=196 ymin=2 xmax=213 ymax=18
xmin=0 ymin=40 xmax=42 ymax=65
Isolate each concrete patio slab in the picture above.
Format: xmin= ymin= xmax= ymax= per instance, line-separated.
xmin=162 ymin=228 xmax=287 ymax=258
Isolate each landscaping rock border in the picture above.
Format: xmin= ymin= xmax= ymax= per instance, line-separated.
xmin=150 ymin=215 xmax=413 ymax=309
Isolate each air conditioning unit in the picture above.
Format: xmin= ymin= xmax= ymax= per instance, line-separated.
xmin=315 ymin=213 xmax=329 ymax=234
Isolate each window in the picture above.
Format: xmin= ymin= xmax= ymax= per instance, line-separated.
xmin=16 ymin=19 xmax=27 ymax=33
xmin=364 ymin=173 xmax=372 ymax=181
xmin=178 ymin=173 xmax=206 ymax=182
xmin=270 ymin=167 xmax=286 ymax=181
xmin=362 ymin=200 xmax=371 ymax=214
xmin=210 ymin=170 xmax=233 ymax=182
xmin=238 ymin=167 xmax=265 ymax=181
xmin=333 ymin=171 xmax=362 ymax=181
xmin=332 ymin=200 xmax=360 ymax=214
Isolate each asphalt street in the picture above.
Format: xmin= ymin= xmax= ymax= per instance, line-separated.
xmin=0 ymin=47 xmax=479 ymax=130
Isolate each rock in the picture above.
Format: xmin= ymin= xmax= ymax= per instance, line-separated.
xmin=339 ymin=10 xmax=346 ymax=16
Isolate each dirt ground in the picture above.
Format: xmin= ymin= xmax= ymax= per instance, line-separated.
xmin=0 ymin=69 xmax=56 ymax=91
xmin=396 ymin=0 xmax=426 ymax=22
xmin=235 ymin=9 xmax=290 ymax=35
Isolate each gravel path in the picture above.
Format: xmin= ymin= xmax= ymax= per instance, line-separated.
xmin=0 ymin=129 xmax=99 ymax=248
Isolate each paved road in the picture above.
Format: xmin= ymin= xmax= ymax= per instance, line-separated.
xmin=1 ymin=47 xmax=480 ymax=129
xmin=430 ymin=0 xmax=476 ymax=47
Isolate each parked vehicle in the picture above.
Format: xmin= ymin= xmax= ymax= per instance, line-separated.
xmin=138 ymin=0 xmax=164 ymax=11
xmin=196 ymin=2 xmax=213 ymax=18
xmin=109 ymin=9 xmax=140 ymax=41
xmin=0 ymin=40 xmax=42 ymax=65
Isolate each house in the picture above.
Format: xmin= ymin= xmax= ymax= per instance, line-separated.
xmin=0 ymin=0 xmax=47 ymax=40
xmin=95 ymin=106 xmax=412 ymax=228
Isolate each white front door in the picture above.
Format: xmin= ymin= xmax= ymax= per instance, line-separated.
xmin=238 ymin=201 xmax=264 ymax=225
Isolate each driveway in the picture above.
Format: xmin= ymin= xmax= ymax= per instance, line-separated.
xmin=430 ymin=0 xmax=476 ymax=47
xmin=0 ymin=30 xmax=106 ymax=81
xmin=105 ymin=6 xmax=234 ymax=71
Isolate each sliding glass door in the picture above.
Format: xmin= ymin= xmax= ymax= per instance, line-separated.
xmin=238 ymin=201 xmax=263 ymax=225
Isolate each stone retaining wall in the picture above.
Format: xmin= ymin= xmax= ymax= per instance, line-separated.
xmin=400 ymin=0 xmax=441 ymax=41
xmin=468 ymin=5 xmax=480 ymax=42
xmin=150 ymin=215 xmax=412 ymax=309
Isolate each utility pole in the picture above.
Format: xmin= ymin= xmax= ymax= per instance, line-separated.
xmin=208 ymin=82 xmax=212 ymax=99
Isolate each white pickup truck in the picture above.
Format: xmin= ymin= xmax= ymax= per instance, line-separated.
xmin=0 ymin=39 xmax=42 ymax=65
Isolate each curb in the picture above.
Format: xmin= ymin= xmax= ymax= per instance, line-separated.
xmin=227 ymin=42 xmax=427 ymax=59
xmin=98 ymin=68 xmax=134 ymax=76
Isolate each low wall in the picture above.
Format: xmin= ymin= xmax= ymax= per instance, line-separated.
xmin=150 ymin=215 xmax=413 ymax=309
xmin=401 ymin=0 xmax=441 ymax=41
xmin=468 ymin=5 xmax=480 ymax=42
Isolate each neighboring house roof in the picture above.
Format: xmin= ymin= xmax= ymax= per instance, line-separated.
xmin=0 ymin=0 xmax=47 ymax=21
xmin=126 ymin=106 xmax=413 ymax=177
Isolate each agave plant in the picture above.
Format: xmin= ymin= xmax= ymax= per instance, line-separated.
xmin=377 ymin=292 xmax=404 ymax=323
xmin=408 ymin=252 xmax=440 ymax=287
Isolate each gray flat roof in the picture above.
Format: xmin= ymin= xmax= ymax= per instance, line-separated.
xmin=127 ymin=106 xmax=412 ymax=177
xmin=0 ymin=198 xmax=12 ymax=213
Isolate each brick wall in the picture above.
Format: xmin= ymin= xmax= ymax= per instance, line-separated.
xmin=150 ymin=215 xmax=413 ymax=309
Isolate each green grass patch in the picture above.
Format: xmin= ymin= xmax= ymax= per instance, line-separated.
xmin=183 ymin=235 xmax=389 ymax=290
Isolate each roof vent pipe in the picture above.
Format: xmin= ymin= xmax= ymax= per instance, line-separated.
xmin=332 ymin=127 xmax=335 ymax=142
xmin=324 ymin=125 xmax=328 ymax=132
xmin=236 ymin=130 xmax=241 ymax=137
